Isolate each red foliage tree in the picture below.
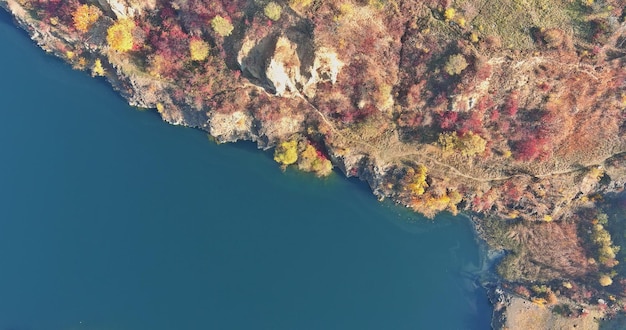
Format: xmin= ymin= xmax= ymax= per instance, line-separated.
xmin=34 ymin=0 xmax=79 ymax=25
xmin=147 ymin=22 xmax=189 ymax=78
xmin=459 ymin=111 xmax=484 ymax=135
xmin=438 ymin=111 xmax=458 ymax=130
xmin=397 ymin=111 xmax=423 ymax=128
xmin=476 ymin=96 xmax=495 ymax=114
xmin=489 ymin=109 xmax=500 ymax=122
xmin=504 ymin=92 xmax=519 ymax=116
xmin=503 ymin=181 xmax=523 ymax=202
xmin=514 ymin=135 xmax=548 ymax=161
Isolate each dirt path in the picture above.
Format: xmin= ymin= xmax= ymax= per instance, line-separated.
xmin=306 ymin=99 xmax=617 ymax=183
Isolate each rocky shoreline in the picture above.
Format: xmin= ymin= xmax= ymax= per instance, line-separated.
xmin=3 ymin=0 xmax=626 ymax=328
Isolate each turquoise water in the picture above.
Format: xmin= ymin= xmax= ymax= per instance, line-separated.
xmin=0 ymin=12 xmax=492 ymax=330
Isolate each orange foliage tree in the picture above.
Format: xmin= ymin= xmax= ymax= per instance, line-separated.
xmin=72 ymin=4 xmax=101 ymax=33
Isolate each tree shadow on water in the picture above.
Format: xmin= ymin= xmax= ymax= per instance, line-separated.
xmin=345 ymin=175 xmax=376 ymax=198
xmin=0 ymin=10 xmax=29 ymax=40
xmin=225 ymin=140 xmax=276 ymax=161
xmin=0 ymin=8 xmax=15 ymax=27
xmin=599 ymin=313 xmax=626 ymax=329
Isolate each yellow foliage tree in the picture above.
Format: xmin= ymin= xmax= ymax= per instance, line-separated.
xmin=402 ymin=165 xmax=464 ymax=217
xmin=298 ymin=143 xmax=333 ymax=177
xmin=148 ymin=54 xmax=168 ymax=77
xmin=73 ymin=57 xmax=87 ymax=70
xmin=211 ymin=15 xmax=234 ymax=37
xmin=16 ymin=0 xmax=32 ymax=9
xmin=545 ymin=291 xmax=558 ymax=305
xmin=91 ymin=58 xmax=105 ymax=76
xmin=289 ymin=0 xmax=312 ymax=12
xmin=439 ymin=132 xmax=458 ymax=152
xmin=189 ymin=39 xmax=210 ymax=61
xmin=425 ymin=194 xmax=451 ymax=212
xmin=588 ymin=166 xmax=605 ymax=181
xmin=531 ymin=297 xmax=547 ymax=307
xmin=444 ymin=54 xmax=468 ymax=75
xmin=592 ymin=223 xmax=620 ymax=267
xmin=409 ymin=190 xmax=462 ymax=218
xmin=599 ymin=274 xmax=613 ymax=286
xmin=438 ymin=131 xmax=486 ymax=156
xmin=443 ymin=8 xmax=455 ymax=21
xmin=264 ymin=2 xmax=282 ymax=21
xmin=447 ymin=190 xmax=462 ymax=215
xmin=107 ymin=19 xmax=135 ymax=52
xmin=274 ymin=140 xmax=298 ymax=166
xmin=73 ymin=4 xmax=101 ymax=33
xmin=406 ymin=165 xmax=428 ymax=196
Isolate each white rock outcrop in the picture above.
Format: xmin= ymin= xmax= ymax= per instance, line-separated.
xmin=97 ymin=0 xmax=156 ymax=18
xmin=266 ymin=37 xmax=301 ymax=96
xmin=238 ymin=35 xmax=343 ymax=98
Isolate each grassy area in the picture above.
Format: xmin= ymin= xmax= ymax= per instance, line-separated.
xmin=455 ymin=0 xmax=574 ymax=49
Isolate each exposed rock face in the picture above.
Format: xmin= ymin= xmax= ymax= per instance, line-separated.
xmin=265 ymin=36 xmax=302 ymax=96
xmin=238 ymin=34 xmax=343 ymax=98
xmin=96 ymin=0 xmax=156 ymax=18
xmin=208 ymin=111 xmax=255 ymax=142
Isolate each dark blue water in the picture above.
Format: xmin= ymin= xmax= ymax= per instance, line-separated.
xmin=0 ymin=11 xmax=492 ymax=330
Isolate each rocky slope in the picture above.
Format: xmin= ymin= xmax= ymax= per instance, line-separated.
xmin=3 ymin=0 xmax=626 ymax=327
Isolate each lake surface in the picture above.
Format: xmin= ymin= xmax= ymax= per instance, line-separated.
xmin=0 ymin=11 xmax=492 ymax=330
